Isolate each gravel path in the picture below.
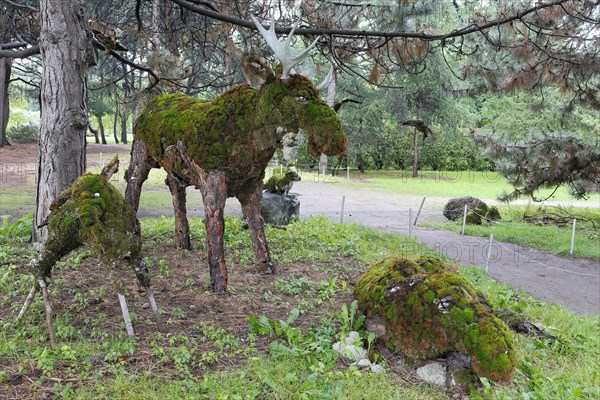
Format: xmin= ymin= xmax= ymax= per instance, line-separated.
xmin=290 ymin=180 xmax=600 ymax=316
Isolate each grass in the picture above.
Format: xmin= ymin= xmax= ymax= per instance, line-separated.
xmin=341 ymin=170 xmax=600 ymax=205
xmin=425 ymin=205 xmax=600 ymax=259
xmin=1 ymin=215 xmax=598 ymax=399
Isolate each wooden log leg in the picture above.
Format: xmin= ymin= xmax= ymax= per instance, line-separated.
xmin=38 ymin=279 xmax=56 ymax=345
xmin=166 ymin=174 xmax=191 ymax=250
xmin=118 ymin=293 xmax=135 ymax=337
xmin=200 ymin=171 xmax=228 ymax=293
xmin=16 ymin=285 xmax=37 ymax=321
xmin=240 ymin=186 xmax=275 ymax=274
xmin=125 ymin=139 xmax=153 ymax=212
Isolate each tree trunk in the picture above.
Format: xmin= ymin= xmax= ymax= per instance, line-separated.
xmin=412 ymin=127 xmax=419 ymax=178
xmin=33 ymin=0 xmax=96 ymax=243
xmin=318 ymin=69 xmax=337 ymax=175
xmin=0 ymin=58 xmax=11 ymax=147
xmin=97 ymin=114 xmax=107 ymax=144
xmin=120 ymin=111 xmax=128 ymax=144
xmin=113 ymin=100 xmax=120 ymax=144
xmin=89 ymin=124 xmax=99 ymax=143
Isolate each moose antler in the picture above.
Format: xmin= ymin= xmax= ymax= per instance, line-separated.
xmin=251 ymin=11 xmax=319 ymax=80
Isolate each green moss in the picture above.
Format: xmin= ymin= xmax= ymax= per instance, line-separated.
xmin=354 ymin=255 xmax=516 ymax=381
xmin=485 ymin=206 xmax=502 ymax=222
xmin=40 ymin=173 xmax=150 ymax=291
xmin=133 ymin=74 xmax=348 ymax=197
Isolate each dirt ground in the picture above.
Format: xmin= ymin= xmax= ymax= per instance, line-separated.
xmin=1 ymin=143 xmax=598 ymax=315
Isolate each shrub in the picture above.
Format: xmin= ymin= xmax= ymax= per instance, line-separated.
xmin=7 ymin=123 xmax=38 ymax=143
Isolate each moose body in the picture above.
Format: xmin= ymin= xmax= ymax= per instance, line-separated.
xmin=126 ymin=70 xmax=346 ymax=293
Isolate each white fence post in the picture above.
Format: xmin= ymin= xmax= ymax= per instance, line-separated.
xmin=485 ymin=234 xmax=494 ymax=273
xmin=340 ymin=195 xmax=346 ymax=224
xmin=461 ymin=205 xmax=468 ymax=235
xmin=347 ymin=166 xmax=350 ymax=181
xmin=414 ymin=196 xmax=426 ymax=226
xmin=570 ymin=218 xmax=577 ymax=255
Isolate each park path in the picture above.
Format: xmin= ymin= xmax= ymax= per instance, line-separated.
xmin=288 ymin=180 xmax=600 ymax=316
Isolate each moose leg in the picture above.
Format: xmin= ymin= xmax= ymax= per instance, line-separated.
xmin=16 ymin=285 xmax=37 ymax=321
xmin=240 ymin=185 xmax=275 ymax=274
xmin=199 ymin=171 xmax=228 ymax=293
xmin=165 ymin=174 xmax=191 ymax=250
xmin=125 ymin=139 xmax=153 ymax=212
xmin=117 ymin=293 xmax=135 ymax=337
xmin=38 ymin=279 xmax=56 ymax=344
xmin=133 ymin=257 xmax=163 ymax=330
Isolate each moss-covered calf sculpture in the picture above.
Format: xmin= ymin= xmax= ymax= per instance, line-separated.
xmin=354 ymin=255 xmax=515 ymax=382
xmin=125 ymin=16 xmax=347 ymax=293
xmin=17 ymin=157 xmax=161 ymax=343
xmin=264 ymin=167 xmax=301 ymax=195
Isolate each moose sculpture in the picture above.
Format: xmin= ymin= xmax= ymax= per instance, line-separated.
xmin=17 ymin=157 xmax=161 ymax=343
xmin=125 ymin=15 xmax=347 ymax=293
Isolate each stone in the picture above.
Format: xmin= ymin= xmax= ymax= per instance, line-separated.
xmin=261 ymin=192 xmax=300 ymax=226
xmin=416 ymin=362 xmax=447 ymax=387
xmin=443 ymin=197 xmax=488 ymax=221
xmin=332 ymin=331 xmax=367 ymax=361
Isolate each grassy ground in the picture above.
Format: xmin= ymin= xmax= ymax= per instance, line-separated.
xmin=341 ymin=170 xmax=600 ymax=205
xmin=1 ymin=216 xmax=599 ymax=399
xmin=424 ymin=205 xmax=600 ymax=259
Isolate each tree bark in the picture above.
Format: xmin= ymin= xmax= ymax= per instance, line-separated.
xmin=0 ymin=57 xmax=11 ymax=147
xmin=97 ymin=114 xmax=107 ymax=144
xmin=89 ymin=125 xmax=99 ymax=143
xmin=113 ymin=99 xmax=120 ymax=144
xmin=412 ymin=127 xmax=419 ymax=178
xmin=33 ymin=0 xmax=96 ymax=242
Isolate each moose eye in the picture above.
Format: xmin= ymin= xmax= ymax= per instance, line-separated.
xmin=295 ymin=96 xmax=308 ymax=103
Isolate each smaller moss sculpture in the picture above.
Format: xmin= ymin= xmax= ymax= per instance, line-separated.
xmin=354 ymin=255 xmax=515 ymax=382
xmin=264 ymin=167 xmax=301 ymax=195
xmin=485 ymin=206 xmax=502 ymax=222
xmin=17 ymin=157 xmax=161 ymax=343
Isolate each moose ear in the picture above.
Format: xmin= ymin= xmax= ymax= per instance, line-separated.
xmin=241 ymin=54 xmax=275 ymax=87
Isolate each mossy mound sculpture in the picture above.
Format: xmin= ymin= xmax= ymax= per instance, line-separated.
xmin=17 ymin=157 xmax=161 ymax=343
xmin=354 ymin=255 xmax=515 ymax=382
xmin=125 ymin=15 xmax=347 ymax=293
xmin=264 ymin=167 xmax=301 ymax=195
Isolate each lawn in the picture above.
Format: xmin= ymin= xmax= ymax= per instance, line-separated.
xmin=1 ymin=216 xmax=598 ymax=399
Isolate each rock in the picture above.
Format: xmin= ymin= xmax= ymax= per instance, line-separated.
xmin=354 ymin=255 xmax=516 ymax=382
xmin=416 ymin=362 xmax=447 ymax=387
xmin=261 ymin=192 xmax=300 ymax=226
xmin=443 ymin=197 xmax=488 ymax=221
xmin=365 ymin=315 xmax=388 ymax=340
xmin=332 ymin=331 xmax=367 ymax=361
xmin=141 ymin=302 xmax=150 ymax=309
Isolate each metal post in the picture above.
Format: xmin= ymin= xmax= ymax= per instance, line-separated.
xmin=485 ymin=234 xmax=494 ymax=273
xmin=461 ymin=204 xmax=468 ymax=235
xmin=414 ymin=196 xmax=426 ymax=226
xmin=347 ymin=166 xmax=350 ymax=181
xmin=570 ymin=218 xmax=577 ymax=255
xmin=340 ymin=195 xmax=346 ymax=224
xmin=409 ymin=208 xmax=413 ymax=238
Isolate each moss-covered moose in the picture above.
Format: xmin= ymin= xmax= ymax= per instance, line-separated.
xmin=17 ymin=157 xmax=161 ymax=343
xmin=125 ymin=15 xmax=347 ymax=293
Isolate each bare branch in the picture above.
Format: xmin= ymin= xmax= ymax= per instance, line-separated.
xmin=0 ymin=45 xmax=40 ymax=59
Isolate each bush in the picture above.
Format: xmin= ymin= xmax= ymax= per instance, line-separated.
xmin=7 ymin=123 xmax=38 ymax=143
